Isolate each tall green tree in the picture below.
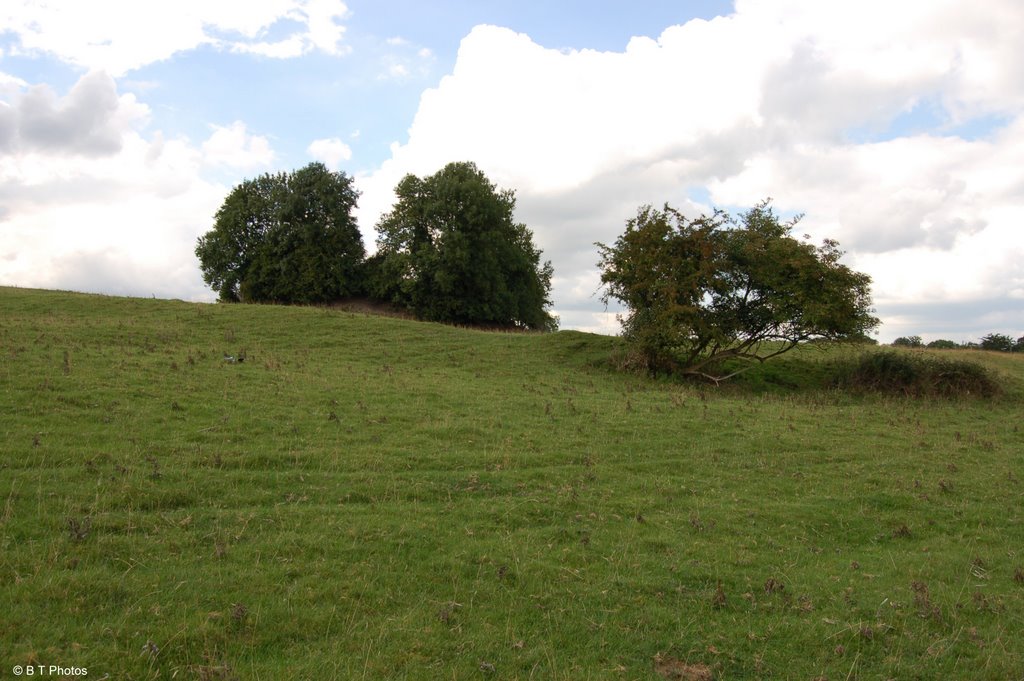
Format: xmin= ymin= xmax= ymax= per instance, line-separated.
xmin=370 ymin=162 xmax=556 ymax=330
xmin=196 ymin=163 xmax=364 ymax=303
xmin=597 ymin=200 xmax=878 ymax=382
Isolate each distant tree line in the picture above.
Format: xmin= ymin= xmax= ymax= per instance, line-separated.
xmin=892 ymin=333 xmax=1024 ymax=352
xmin=196 ymin=161 xmax=557 ymax=331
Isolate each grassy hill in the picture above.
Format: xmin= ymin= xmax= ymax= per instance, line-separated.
xmin=1 ymin=286 xmax=1022 ymax=679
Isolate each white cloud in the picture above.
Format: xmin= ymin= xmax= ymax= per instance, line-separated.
xmin=378 ymin=35 xmax=436 ymax=81
xmin=361 ymin=23 xmax=768 ymax=203
xmin=0 ymin=72 xmax=235 ymax=301
xmin=0 ymin=71 xmax=28 ymax=96
xmin=232 ymin=36 xmax=308 ymax=60
xmin=307 ymin=137 xmax=353 ymax=168
xmin=200 ymin=122 xmax=275 ymax=170
xmin=0 ymin=0 xmax=351 ymax=75
xmin=302 ymin=0 xmax=351 ymax=55
xmin=387 ymin=64 xmax=410 ymax=79
xmin=0 ymin=71 xmax=148 ymax=156
xmin=0 ymin=130 xmax=225 ymax=300
xmin=358 ymin=3 xmax=1024 ymax=340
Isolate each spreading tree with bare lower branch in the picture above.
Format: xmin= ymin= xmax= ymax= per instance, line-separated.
xmin=597 ymin=200 xmax=878 ymax=383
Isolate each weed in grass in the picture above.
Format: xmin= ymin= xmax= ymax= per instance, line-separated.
xmin=66 ymin=516 xmax=91 ymax=542
xmin=141 ymin=640 xmax=159 ymax=658
xmin=653 ymin=654 xmax=713 ymax=681
xmin=689 ymin=513 xmax=715 ymax=532
xmin=1014 ymin=567 xmax=1024 ymax=584
xmin=437 ymin=602 xmax=461 ymax=626
xmin=195 ymin=655 xmax=239 ymax=681
xmin=230 ymin=603 xmax=248 ymax=624
xmin=146 ymin=455 xmax=162 ymax=480
xmin=712 ymin=581 xmax=727 ymax=609
xmin=892 ymin=523 xmax=912 ymax=539
xmin=912 ymin=581 xmax=941 ymax=620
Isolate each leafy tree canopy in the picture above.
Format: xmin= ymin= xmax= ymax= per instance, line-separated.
xmin=196 ymin=162 xmax=365 ymax=304
xmin=980 ymin=332 xmax=1015 ymax=352
xmin=893 ymin=336 xmax=924 ymax=348
xmin=370 ymin=161 xmax=556 ymax=331
xmin=597 ymin=200 xmax=878 ymax=382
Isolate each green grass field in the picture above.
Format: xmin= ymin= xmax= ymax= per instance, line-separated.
xmin=1 ymin=287 xmax=1022 ymax=680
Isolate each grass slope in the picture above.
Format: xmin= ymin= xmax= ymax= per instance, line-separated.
xmin=1 ymin=287 xmax=1022 ymax=680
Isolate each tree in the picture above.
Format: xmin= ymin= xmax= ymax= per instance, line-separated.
xmin=597 ymin=200 xmax=878 ymax=382
xmin=979 ymin=333 xmax=1014 ymax=352
xmin=195 ymin=163 xmax=364 ymax=303
xmin=926 ymin=339 xmax=960 ymax=349
xmin=370 ymin=161 xmax=556 ymax=330
xmin=893 ymin=336 xmax=924 ymax=348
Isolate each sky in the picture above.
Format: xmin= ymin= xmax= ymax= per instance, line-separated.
xmin=1 ymin=0 xmax=1022 ymax=343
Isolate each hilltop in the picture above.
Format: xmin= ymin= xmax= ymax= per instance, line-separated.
xmin=1 ymin=287 xmax=1022 ymax=679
